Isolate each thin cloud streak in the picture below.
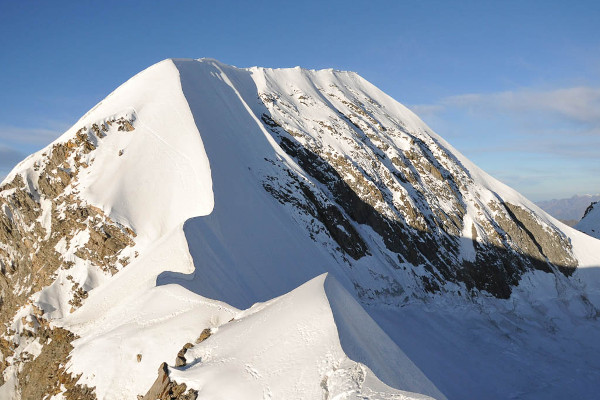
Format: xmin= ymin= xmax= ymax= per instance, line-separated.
xmin=419 ymin=86 xmax=600 ymax=126
xmin=0 ymin=126 xmax=63 ymax=146
xmin=408 ymin=86 xmax=600 ymax=157
xmin=0 ymin=146 xmax=27 ymax=184
xmin=0 ymin=146 xmax=26 ymax=169
xmin=407 ymin=86 xmax=600 ymax=200
xmin=454 ymin=133 xmax=600 ymax=159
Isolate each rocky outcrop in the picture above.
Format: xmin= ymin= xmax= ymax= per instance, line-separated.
xmin=502 ymin=203 xmax=577 ymax=272
xmin=175 ymin=343 xmax=193 ymax=367
xmin=173 ymin=328 xmax=212 ymax=368
xmin=140 ymin=363 xmax=198 ymax=400
xmin=17 ymin=324 xmax=96 ymax=400
xmin=0 ymin=115 xmax=137 ymax=397
xmin=583 ymin=201 xmax=598 ymax=219
xmin=141 ymin=327 xmax=214 ymax=400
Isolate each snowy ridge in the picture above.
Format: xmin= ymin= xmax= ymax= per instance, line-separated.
xmin=169 ymin=274 xmax=443 ymax=400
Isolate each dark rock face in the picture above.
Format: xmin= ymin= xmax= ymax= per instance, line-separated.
xmin=577 ymin=201 xmax=600 ymax=238
xmin=256 ymin=89 xmax=579 ymax=300
xmin=502 ymin=203 xmax=577 ymax=272
xmin=583 ymin=201 xmax=598 ymax=219
xmin=0 ymin=307 xmax=96 ymax=399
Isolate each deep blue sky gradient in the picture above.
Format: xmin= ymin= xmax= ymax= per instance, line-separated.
xmin=1 ymin=1 xmax=599 ymax=200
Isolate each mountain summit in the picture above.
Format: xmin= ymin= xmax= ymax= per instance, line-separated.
xmin=0 ymin=59 xmax=599 ymax=399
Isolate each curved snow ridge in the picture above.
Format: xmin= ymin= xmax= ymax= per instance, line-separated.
xmin=76 ymin=59 xmax=214 ymax=242
xmin=169 ymin=273 xmax=445 ymax=400
xmin=5 ymin=59 xmax=214 ymax=244
xmin=323 ymin=274 xmax=446 ymax=399
xmin=0 ymin=59 xmax=221 ymax=399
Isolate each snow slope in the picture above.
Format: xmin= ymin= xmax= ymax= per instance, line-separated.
xmin=0 ymin=58 xmax=599 ymax=400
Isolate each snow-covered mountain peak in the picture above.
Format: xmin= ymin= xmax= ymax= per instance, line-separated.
xmin=0 ymin=58 xmax=599 ymax=399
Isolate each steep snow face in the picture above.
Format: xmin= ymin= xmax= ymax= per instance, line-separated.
xmin=577 ymin=201 xmax=600 ymax=239
xmin=168 ymin=58 xmax=599 ymax=306
xmin=56 ymin=59 xmax=213 ymax=243
xmin=74 ymin=59 xmax=214 ymax=243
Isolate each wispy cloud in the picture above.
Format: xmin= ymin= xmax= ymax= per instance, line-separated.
xmin=440 ymin=87 xmax=600 ymax=124
xmin=0 ymin=122 xmax=68 ymax=181
xmin=408 ymin=86 xmax=600 ymax=200
xmin=409 ymin=86 xmax=600 ymax=158
xmin=0 ymin=125 xmax=64 ymax=147
xmin=0 ymin=146 xmax=27 ymax=183
xmin=409 ymin=104 xmax=445 ymax=117
xmin=0 ymin=146 xmax=26 ymax=169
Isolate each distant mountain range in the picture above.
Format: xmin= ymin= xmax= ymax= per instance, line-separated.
xmin=536 ymin=194 xmax=600 ymax=225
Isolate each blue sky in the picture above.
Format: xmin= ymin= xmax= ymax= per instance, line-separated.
xmin=1 ymin=0 xmax=598 ymax=201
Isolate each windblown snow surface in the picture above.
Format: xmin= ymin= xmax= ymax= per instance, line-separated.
xmin=2 ymin=58 xmax=600 ymax=399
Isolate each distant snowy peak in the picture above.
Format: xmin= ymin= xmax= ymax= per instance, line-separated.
xmin=576 ymin=201 xmax=600 ymax=239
